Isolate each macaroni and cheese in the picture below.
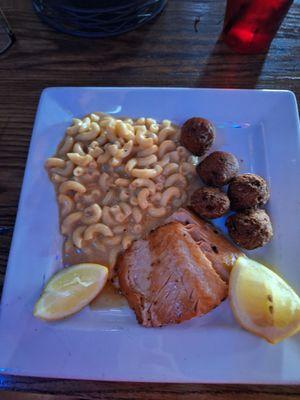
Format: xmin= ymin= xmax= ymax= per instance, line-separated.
xmin=45 ymin=113 xmax=197 ymax=277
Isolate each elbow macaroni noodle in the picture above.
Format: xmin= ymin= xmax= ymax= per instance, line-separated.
xmin=45 ymin=113 xmax=197 ymax=275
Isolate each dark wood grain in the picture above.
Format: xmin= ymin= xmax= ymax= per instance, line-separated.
xmin=0 ymin=0 xmax=299 ymax=398
xmin=1 ymin=379 xmax=300 ymax=400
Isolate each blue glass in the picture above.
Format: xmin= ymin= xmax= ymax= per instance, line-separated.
xmin=32 ymin=0 xmax=168 ymax=37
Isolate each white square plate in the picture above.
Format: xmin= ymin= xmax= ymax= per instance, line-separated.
xmin=1 ymin=88 xmax=300 ymax=383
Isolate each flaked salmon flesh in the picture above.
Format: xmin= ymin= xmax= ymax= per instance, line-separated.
xmin=118 ymin=221 xmax=228 ymax=327
xmin=166 ymin=208 xmax=243 ymax=282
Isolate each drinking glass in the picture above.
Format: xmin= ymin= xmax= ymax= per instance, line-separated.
xmin=33 ymin=0 xmax=168 ymax=38
xmin=222 ymin=0 xmax=293 ymax=53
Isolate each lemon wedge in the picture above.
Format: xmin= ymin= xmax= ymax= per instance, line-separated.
xmin=34 ymin=263 xmax=108 ymax=321
xmin=229 ymin=256 xmax=300 ymax=344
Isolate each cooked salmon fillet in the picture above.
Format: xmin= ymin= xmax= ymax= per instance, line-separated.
xmin=117 ymin=222 xmax=227 ymax=327
xmin=166 ymin=208 xmax=243 ymax=282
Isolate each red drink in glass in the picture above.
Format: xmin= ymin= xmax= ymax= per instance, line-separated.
xmin=222 ymin=0 xmax=293 ymax=54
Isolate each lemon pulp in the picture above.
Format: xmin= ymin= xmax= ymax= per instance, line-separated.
xmin=229 ymin=257 xmax=300 ymax=344
xmin=34 ymin=263 xmax=108 ymax=321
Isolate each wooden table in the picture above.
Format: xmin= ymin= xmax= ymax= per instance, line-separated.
xmin=0 ymin=0 xmax=299 ymax=398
